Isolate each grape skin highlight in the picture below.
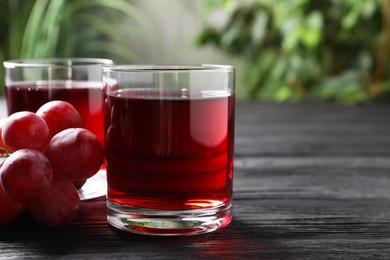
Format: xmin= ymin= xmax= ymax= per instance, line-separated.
xmin=46 ymin=128 xmax=104 ymax=181
xmin=0 ymin=149 xmax=53 ymax=203
xmin=2 ymin=112 xmax=50 ymax=152
xmin=36 ymin=100 xmax=83 ymax=140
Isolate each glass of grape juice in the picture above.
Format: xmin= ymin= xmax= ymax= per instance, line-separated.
xmin=103 ymin=65 xmax=235 ymax=235
xmin=3 ymin=58 xmax=114 ymax=200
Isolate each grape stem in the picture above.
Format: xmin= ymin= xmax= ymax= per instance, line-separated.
xmin=0 ymin=147 xmax=10 ymax=157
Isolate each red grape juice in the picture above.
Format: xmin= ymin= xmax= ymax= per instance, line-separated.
xmin=105 ymin=89 xmax=235 ymax=211
xmin=6 ymin=83 xmax=49 ymax=114
xmin=6 ymin=82 xmax=105 ymax=144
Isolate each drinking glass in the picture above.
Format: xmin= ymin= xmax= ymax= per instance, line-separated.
xmin=103 ymin=65 xmax=235 ymax=235
xmin=3 ymin=58 xmax=114 ymax=200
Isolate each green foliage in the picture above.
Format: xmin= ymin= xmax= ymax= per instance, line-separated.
xmin=0 ymin=0 xmax=157 ymax=95
xmin=198 ymin=0 xmax=389 ymax=103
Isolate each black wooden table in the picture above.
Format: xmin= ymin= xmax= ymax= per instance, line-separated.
xmin=1 ymin=98 xmax=390 ymax=259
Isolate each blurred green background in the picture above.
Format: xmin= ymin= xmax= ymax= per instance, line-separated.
xmin=1 ymin=0 xmax=389 ymax=103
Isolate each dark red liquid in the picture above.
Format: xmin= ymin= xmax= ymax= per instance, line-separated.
xmin=6 ymin=82 xmax=104 ymax=144
xmin=105 ymin=89 xmax=235 ymax=210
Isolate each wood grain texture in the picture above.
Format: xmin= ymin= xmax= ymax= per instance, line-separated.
xmin=1 ymin=99 xmax=390 ymax=259
xmin=235 ymin=102 xmax=390 ymax=156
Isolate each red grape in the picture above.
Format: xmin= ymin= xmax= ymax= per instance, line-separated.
xmin=2 ymin=112 xmax=50 ymax=152
xmin=0 ymin=118 xmax=8 ymax=151
xmin=46 ymin=128 xmax=104 ymax=180
xmin=28 ymin=176 xmax=80 ymax=228
xmin=0 ymin=184 xmax=25 ymax=225
xmin=73 ymin=179 xmax=87 ymax=190
xmin=0 ymin=149 xmax=53 ymax=203
xmin=36 ymin=100 xmax=83 ymax=139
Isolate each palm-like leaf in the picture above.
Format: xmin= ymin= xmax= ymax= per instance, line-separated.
xmin=0 ymin=0 xmax=158 ymax=95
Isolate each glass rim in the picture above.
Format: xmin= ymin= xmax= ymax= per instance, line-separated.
xmin=103 ymin=64 xmax=234 ymax=73
xmin=3 ymin=58 xmax=114 ymax=69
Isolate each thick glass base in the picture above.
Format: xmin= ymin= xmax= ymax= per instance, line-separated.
xmin=107 ymin=201 xmax=232 ymax=236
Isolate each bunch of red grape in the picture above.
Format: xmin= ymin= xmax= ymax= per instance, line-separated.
xmin=0 ymin=101 xmax=104 ymax=228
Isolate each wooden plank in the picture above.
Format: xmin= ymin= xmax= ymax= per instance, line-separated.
xmin=235 ymin=102 xmax=390 ymax=156
xmin=1 ymin=195 xmax=390 ymax=259
xmin=1 ymin=157 xmax=390 ymax=258
xmin=234 ymin=157 xmax=390 ymax=199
